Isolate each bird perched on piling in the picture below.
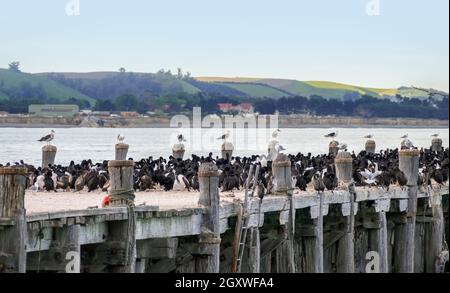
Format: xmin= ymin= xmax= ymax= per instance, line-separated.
xmin=338 ymin=143 xmax=348 ymax=152
xmin=272 ymin=129 xmax=281 ymax=139
xmin=324 ymin=131 xmax=338 ymax=139
xmin=38 ymin=130 xmax=55 ymax=145
xmin=117 ymin=134 xmax=125 ymax=143
xmin=217 ymin=130 xmax=230 ymax=141
xmin=403 ymin=138 xmax=415 ymax=149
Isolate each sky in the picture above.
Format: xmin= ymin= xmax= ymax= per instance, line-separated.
xmin=0 ymin=0 xmax=448 ymax=91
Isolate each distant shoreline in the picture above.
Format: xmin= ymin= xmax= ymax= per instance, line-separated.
xmin=0 ymin=115 xmax=448 ymax=129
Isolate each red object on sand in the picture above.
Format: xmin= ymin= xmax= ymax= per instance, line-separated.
xmin=102 ymin=195 xmax=110 ymax=207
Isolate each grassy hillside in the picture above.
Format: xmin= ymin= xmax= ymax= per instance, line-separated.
xmin=196 ymin=76 xmax=409 ymax=100
xmin=221 ymin=82 xmax=289 ymax=99
xmin=0 ymin=69 xmax=94 ymax=104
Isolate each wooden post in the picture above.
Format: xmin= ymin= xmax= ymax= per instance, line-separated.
xmin=0 ymin=167 xmax=27 ymax=273
xmin=172 ymin=143 xmax=185 ymax=160
xmin=365 ymin=140 xmax=376 ymax=154
xmin=329 ymin=140 xmax=339 ymax=157
xmin=115 ymin=143 xmax=129 ymax=161
xmin=106 ymin=160 xmax=136 ymax=273
xmin=196 ymin=162 xmax=221 ymax=273
xmin=363 ymin=200 xmax=389 ymax=273
xmin=272 ymin=154 xmax=292 ymax=193
xmin=42 ymin=145 xmax=57 ymax=168
xmin=335 ymin=151 xmax=353 ymax=183
xmin=431 ymin=138 xmax=443 ymax=152
xmin=334 ymin=151 xmax=355 ymax=273
xmin=424 ymin=195 xmax=444 ymax=273
xmin=394 ymin=149 xmax=419 ymax=273
xmin=27 ymin=225 xmax=81 ymax=273
xmin=247 ymin=228 xmax=261 ymax=273
xmin=221 ymin=142 xmax=234 ymax=160
xmin=297 ymin=201 xmax=324 ymax=273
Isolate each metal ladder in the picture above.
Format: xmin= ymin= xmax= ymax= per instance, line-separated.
xmin=231 ymin=164 xmax=260 ymax=273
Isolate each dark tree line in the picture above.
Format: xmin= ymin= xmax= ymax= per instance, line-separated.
xmin=254 ymin=95 xmax=449 ymax=119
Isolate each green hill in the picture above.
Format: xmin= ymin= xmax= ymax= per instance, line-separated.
xmin=0 ymin=68 xmax=94 ymax=104
xmin=196 ymin=76 xmax=444 ymax=100
xmin=220 ymin=82 xmax=289 ymax=99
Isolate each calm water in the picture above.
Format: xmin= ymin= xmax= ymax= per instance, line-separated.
xmin=0 ymin=127 xmax=448 ymax=166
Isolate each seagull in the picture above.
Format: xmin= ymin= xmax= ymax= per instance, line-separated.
xmin=324 ymin=131 xmax=338 ymax=139
xmin=38 ymin=130 xmax=55 ymax=145
xmin=431 ymin=134 xmax=439 ymax=138
xmin=360 ymin=168 xmax=383 ymax=185
xmin=272 ymin=129 xmax=281 ymax=139
xmin=275 ymin=143 xmax=286 ymax=153
xmin=217 ymin=130 xmax=230 ymax=140
xmin=364 ymin=134 xmax=374 ymax=139
xmin=338 ymin=143 xmax=348 ymax=151
xmin=177 ymin=134 xmax=187 ymax=142
xmin=403 ymin=138 xmax=414 ymax=149
xmin=400 ymin=134 xmax=408 ymax=139
xmin=117 ymin=134 xmax=125 ymax=143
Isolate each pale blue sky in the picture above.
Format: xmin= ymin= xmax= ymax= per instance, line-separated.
xmin=0 ymin=0 xmax=448 ymax=90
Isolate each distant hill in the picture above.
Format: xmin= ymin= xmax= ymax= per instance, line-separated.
xmin=195 ymin=77 xmax=447 ymax=101
xmin=0 ymin=68 xmax=447 ymax=106
xmin=0 ymin=68 xmax=94 ymax=103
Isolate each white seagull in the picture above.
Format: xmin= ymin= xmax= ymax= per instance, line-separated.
xmin=403 ymin=138 xmax=414 ymax=149
xmin=275 ymin=143 xmax=286 ymax=153
xmin=217 ymin=130 xmax=230 ymax=140
xmin=38 ymin=130 xmax=55 ymax=145
xmin=338 ymin=143 xmax=348 ymax=151
xmin=272 ymin=129 xmax=281 ymax=139
xmin=117 ymin=134 xmax=125 ymax=143
xmin=360 ymin=168 xmax=383 ymax=185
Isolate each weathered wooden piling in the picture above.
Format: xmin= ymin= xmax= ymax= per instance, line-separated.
xmin=335 ymin=151 xmax=353 ymax=183
xmin=420 ymin=195 xmax=444 ymax=273
xmin=0 ymin=167 xmax=27 ymax=273
xmin=27 ymin=225 xmax=81 ymax=273
xmin=105 ymin=160 xmax=136 ymax=273
xmin=196 ymin=162 xmax=221 ymax=273
xmin=42 ymin=145 xmax=57 ymax=168
xmin=172 ymin=143 xmax=185 ymax=160
xmin=431 ymin=138 xmax=443 ymax=152
xmin=394 ymin=149 xmax=419 ymax=273
xmin=334 ymin=151 xmax=355 ymax=273
xmin=360 ymin=201 xmax=389 ymax=273
xmin=272 ymin=154 xmax=292 ymax=193
xmin=115 ymin=143 xmax=129 ymax=161
xmin=295 ymin=200 xmax=324 ymax=273
xmin=329 ymin=140 xmax=339 ymax=157
xmin=365 ymin=140 xmax=376 ymax=154
xmin=221 ymin=142 xmax=234 ymax=160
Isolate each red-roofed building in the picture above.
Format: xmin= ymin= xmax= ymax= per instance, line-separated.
xmin=217 ymin=103 xmax=254 ymax=113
